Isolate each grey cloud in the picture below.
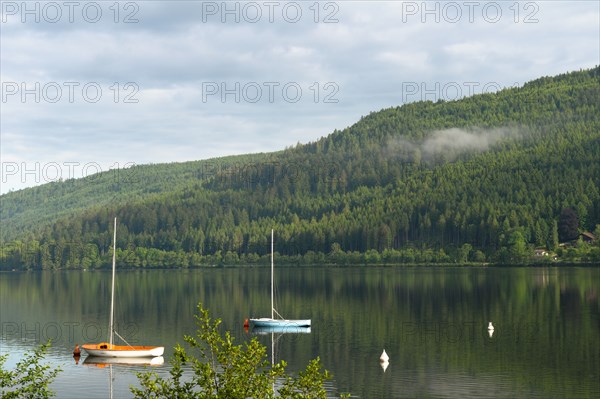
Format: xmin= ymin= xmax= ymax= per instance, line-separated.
xmin=1 ymin=1 xmax=598 ymax=193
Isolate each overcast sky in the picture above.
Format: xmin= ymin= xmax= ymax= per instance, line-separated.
xmin=1 ymin=0 xmax=598 ymax=193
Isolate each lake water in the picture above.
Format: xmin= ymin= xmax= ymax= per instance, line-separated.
xmin=1 ymin=266 xmax=598 ymax=398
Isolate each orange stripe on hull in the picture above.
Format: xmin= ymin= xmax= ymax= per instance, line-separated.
xmin=82 ymin=343 xmax=162 ymax=351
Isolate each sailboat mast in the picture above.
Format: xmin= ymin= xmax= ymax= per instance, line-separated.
xmin=109 ymin=217 xmax=117 ymax=346
xmin=271 ymin=229 xmax=274 ymax=320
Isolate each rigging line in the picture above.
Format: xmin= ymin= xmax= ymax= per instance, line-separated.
xmin=114 ymin=330 xmax=134 ymax=348
xmin=273 ymin=308 xmax=284 ymax=320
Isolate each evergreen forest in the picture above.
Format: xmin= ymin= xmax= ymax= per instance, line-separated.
xmin=1 ymin=67 xmax=599 ymax=269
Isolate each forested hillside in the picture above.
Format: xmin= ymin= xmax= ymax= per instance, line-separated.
xmin=1 ymin=67 xmax=599 ymax=269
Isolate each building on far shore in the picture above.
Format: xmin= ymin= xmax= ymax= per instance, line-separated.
xmin=579 ymin=232 xmax=596 ymax=244
xmin=534 ymin=249 xmax=549 ymax=257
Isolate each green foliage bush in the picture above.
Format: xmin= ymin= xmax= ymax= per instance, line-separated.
xmin=131 ymin=304 xmax=348 ymax=398
xmin=0 ymin=342 xmax=61 ymax=399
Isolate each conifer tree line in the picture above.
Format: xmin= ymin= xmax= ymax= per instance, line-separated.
xmin=1 ymin=67 xmax=599 ymax=269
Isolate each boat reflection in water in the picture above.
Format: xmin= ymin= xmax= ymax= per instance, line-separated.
xmin=250 ymin=324 xmax=311 ymax=365
xmin=82 ymin=356 xmax=165 ymax=367
xmin=252 ymin=325 xmax=311 ymax=335
xmin=251 ymin=323 xmax=312 ymax=395
xmin=81 ymin=355 xmax=164 ymax=399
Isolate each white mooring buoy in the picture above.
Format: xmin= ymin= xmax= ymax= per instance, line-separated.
xmin=380 ymin=349 xmax=389 ymax=372
xmin=380 ymin=349 xmax=389 ymax=362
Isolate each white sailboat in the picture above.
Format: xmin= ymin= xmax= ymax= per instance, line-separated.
xmin=82 ymin=218 xmax=164 ymax=358
xmin=249 ymin=230 xmax=311 ymax=329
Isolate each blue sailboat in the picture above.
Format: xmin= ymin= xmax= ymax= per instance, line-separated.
xmin=249 ymin=230 xmax=311 ymax=329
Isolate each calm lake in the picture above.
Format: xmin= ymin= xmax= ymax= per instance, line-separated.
xmin=1 ymin=266 xmax=598 ymax=398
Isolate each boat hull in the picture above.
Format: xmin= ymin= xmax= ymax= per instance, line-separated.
xmin=249 ymin=318 xmax=311 ymax=328
xmin=82 ymin=343 xmax=164 ymax=358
